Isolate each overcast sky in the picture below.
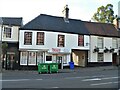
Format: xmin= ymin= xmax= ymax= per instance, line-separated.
xmin=0 ymin=0 xmax=119 ymax=24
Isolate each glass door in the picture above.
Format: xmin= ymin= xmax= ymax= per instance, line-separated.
xmin=7 ymin=54 xmax=15 ymax=70
xmin=57 ymin=56 xmax=63 ymax=69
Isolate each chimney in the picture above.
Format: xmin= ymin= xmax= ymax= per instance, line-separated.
xmin=113 ymin=16 xmax=120 ymax=29
xmin=62 ymin=5 xmax=69 ymax=23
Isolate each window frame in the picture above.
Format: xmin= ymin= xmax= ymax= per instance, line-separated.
xmin=24 ymin=32 xmax=32 ymax=45
xmin=57 ymin=34 xmax=65 ymax=47
xmin=36 ymin=32 xmax=44 ymax=45
xmin=4 ymin=27 xmax=12 ymax=38
xmin=112 ymin=38 xmax=118 ymax=49
xmin=97 ymin=38 xmax=103 ymax=49
xmin=28 ymin=52 xmax=36 ymax=65
xmin=97 ymin=53 xmax=104 ymax=62
xmin=78 ymin=35 xmax=84 ymax=46
xmin=20 ymin=51 xmax=28 ymax=65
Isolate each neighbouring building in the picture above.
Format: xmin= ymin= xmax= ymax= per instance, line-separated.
xmin=84 ymin=22 xmax=120 ymax=66
xmin=0 ymin=17 xmax=23 ymax=70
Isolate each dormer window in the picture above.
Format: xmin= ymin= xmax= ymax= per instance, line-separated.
xmin=4 ymin=27 xmax=12 ymax=38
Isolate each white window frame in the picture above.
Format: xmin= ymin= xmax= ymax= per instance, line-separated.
xmin=3 ymin=26 xmax=12 ymax=38
xmin=98 ymin=53 xmax=104 ymax=62
xmin=112 ymin=38 xmax=118 ymax=49
xmin=97 ymin=38 xmax=103 ymax=49
xmin=28 ymin=52 xmax=36 ymax=65
xmin=36 ymin=52 xmax=44 ymax=65
xmin=20 ymin=51 xmax=28 ymax=65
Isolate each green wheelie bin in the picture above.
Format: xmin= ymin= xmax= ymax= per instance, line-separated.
xmin=49 ymin=63 xmax=58 ymax=73
xmin=38 ymin=63 xmax=49 ymax=74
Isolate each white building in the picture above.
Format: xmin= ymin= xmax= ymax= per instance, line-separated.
xmin=19 ymin=14 xmax=90 ymax=69
xmin=84 ymin=22 xmax=120 ymax=66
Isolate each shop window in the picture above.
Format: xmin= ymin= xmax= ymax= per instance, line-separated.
xmin=28 ymin=52 xmax=36 ymax=65
xmin=24 ymin=32 xmax=32 ymax=45
xmin=37 ymin=52 xmax=43 ymax=64
xmin=4 ymin=27 xmax=12 ymax=38
xmin=98 ymin=53 xmax=104 ymax=62
xmin=46 ymin=56 xmax=52 ymax=61
xmin=20 ymin=52 xmax=28 ymax=65
xmin=36 ymin=32 xmax=44 ymax=45
xmin=78 ymin=35 xmax=84 ymax=46
xmin=63 ymin=56 xmax=67 ymax=64
xmin=58 ymin=35 xmax=65 ymax=47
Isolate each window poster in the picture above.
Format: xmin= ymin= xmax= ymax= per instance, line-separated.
xmin=28 ymin=52 xmax=36 ymax=65
xmin=20 ymin=52 xmax=28 ymax=65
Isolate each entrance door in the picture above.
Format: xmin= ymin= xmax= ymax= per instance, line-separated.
xmin=78 ymin=52 xmax=86 ymax=67
xmin=112 ymin=53 xmax=117 ymax=65
xmin=7 ymin=54 xmax=15 ymax=70
xmin=57 ymin=56 xmax=63 ymax=69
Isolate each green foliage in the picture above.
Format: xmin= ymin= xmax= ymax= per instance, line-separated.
xmin=92 ymin=4 xmax=115 ymax=23
xmin=2 ymin=42 xmax=8 ymax=54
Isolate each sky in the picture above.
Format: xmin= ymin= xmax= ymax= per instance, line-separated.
xmin=0 ymin=0 xmax=119 ymax=24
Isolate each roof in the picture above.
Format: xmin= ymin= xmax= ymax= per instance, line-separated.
xmin=84 ymin=21 xmax=118 ymax=37
xmin=0 ymin=17 xmax=23 ymax=26
xmin=21 ymin=14 xmax=118 ymax=37
xmin=21 ymin=14 xmax=89 ymax=35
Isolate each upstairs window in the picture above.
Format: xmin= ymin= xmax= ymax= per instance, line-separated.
xmin=78 ymin=35 xmax=84 ymax=46
xmin=97 ymin=38 xmax=103 ymax=49
xmin=24 ymin=32 xmax=32 ymax=45
xmin=4 ymin=27 xmax=12 ymax=38
xmin=36 ymin=32 xmax=44 ymax=45
xmin=112 ymin=38 xmax=118 ymax=49
xmin=58 ymin=35 xmax=65 ymax=47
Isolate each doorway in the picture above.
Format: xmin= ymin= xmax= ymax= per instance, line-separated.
xmin=6 ymin=53 xmax=15 ymax=70
xmin=112 ymin=53 xmax=117 ymax=65
xmin=56 ymin=56 xmax=63 ymax=69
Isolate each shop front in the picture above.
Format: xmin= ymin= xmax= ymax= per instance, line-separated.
xmin=48 ymin=48 xmax=71 ymax=69
xmin=19 ymin=50 xmax=46 ymax=70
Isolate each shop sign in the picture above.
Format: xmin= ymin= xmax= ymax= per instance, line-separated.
xmin=48 ymin=48 xmax=71 ymax=53
xmin=52 ymin=48 xmax=60 ymax=53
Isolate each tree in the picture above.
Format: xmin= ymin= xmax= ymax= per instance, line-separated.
xmin=92 ymin=4 xmax=115 ymax=23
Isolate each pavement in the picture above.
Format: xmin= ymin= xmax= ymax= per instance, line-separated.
xmin=1 ymin=65 xmax=119 ymax=74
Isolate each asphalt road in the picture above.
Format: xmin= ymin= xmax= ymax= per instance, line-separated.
xmin=1 ymin=66 xmax=120 ymax=89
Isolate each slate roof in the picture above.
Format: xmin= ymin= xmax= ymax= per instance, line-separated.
xmin=84 ymin=21 xmax=118 ymax=37
xmin=21 ymin=14 xmax=119 ymax=37
xmin=21 ymin=14 xmax=89 ymax=35
xmin=0 ymin=17 xmax=23 ymax=26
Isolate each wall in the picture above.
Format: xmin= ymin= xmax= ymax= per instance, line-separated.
xmin=19 ymin=30 xmax=90 ymax=50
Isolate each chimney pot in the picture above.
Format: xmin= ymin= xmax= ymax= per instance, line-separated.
xmin=62 ymin=5 xmax=69 ymax=23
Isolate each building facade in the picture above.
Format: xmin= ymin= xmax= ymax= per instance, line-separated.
xmin=19 ymin=30 xmax=89 ymax=69
xmin=84 ymin=22 xmax=120 ymax=66
xmin=0 ymin=17 xmax=22 ymax=70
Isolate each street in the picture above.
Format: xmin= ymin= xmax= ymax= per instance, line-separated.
xmin=1 ymin=66 xmax=120 ymax=90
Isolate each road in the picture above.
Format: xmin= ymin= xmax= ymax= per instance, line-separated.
xmin=1 ymin=66 xmax=120 ymax=89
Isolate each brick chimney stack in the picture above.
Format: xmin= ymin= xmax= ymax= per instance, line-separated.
xmin=62 ymin=5 xmax=69 ymax=22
